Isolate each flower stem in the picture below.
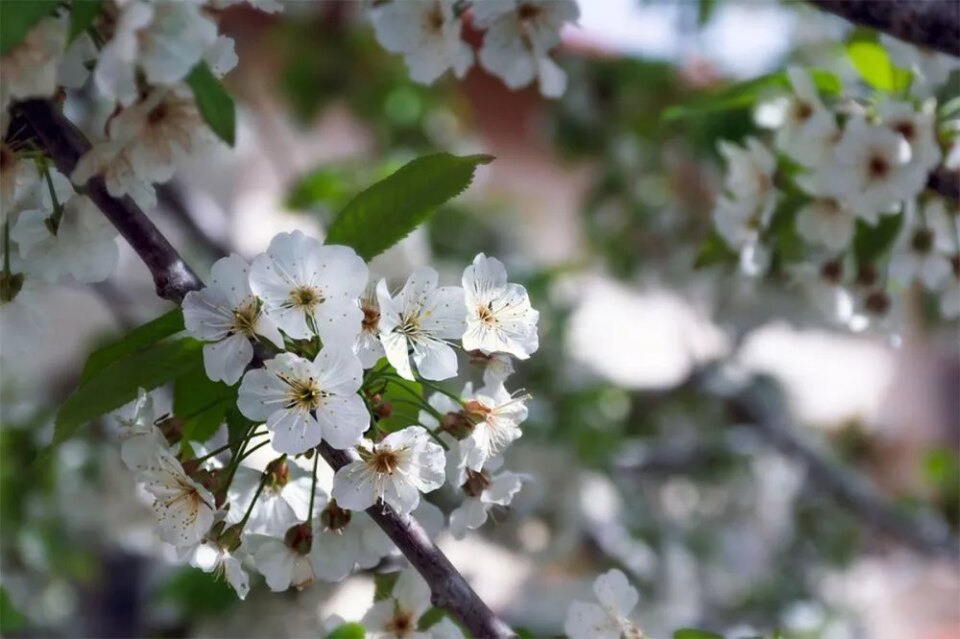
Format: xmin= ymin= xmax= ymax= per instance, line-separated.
xmin=238 ymin=463 xmax=273 ymax=531
xmin=307 ymin=449 xmax=320 ymax=524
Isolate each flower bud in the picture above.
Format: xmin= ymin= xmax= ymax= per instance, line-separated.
xmin=320 ymin=499 xmax=352 ymax=533
xmin=284 ymin=522 xmax=313 ymax=556
xmin=218 ymin=523 xmax=243 ymax=552
xmin=462 ymin=469 xmax=491 ymax=498
xmin=156 ymin=415 xmax=183 ymax=445
xmin=440 ymin=411 xmax=474 ymax=439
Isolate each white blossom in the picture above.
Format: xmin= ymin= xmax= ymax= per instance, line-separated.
xmin=889 ymin=200 xmax=953 ymax=290
xmin=880 ymin=34 xmax=960 ymax=97
xmin=449 ymin=467 xmax=523 ymax=539
xmin=11 ymin=195 xmax=120 ymax=284
xmin=183 ymin=254 xmax=284 ymax=385
xmin=0 ymin=278 xmax=46 ymax=360
xmin=248 ymin=231 xmax=368 ymax=342
xmin=0 ymin=18 xmax=65 ymax=109
xmin=794 ymin=195 xmax=856 ymax=251
xmin=137 ymin=447 xmax=216 ymax=547
xmin=254 ymin=528 xmax=316 ymax=592
xmin=377 ymin=267 xmax=465 ymax=381
xmin=114 ymin=388 xmax=168 ymax=472
xmin=225 ymin=461 xmax=315 ymax=537
xmin=462 ymin=253 xmax=539 ymax=359
xmin=72 ymin=140 xmax=157 ymax=210
xmin=331 ymin=426 xmax=445 ymax=515
xmin=95 ymin=1 xmax=217 ymax=106
xmin=565 ymin=569 xmax=643 ymax=639
xmin=460 ymin=383 xmax=528 ymax=472
xmin=370 ymin=0 xmax=473 ymax=84
xmin=0 ymin=114 xmax=41 ymax=224
xmin=356 ymin=277 xmax=386 ymax=368
xmin=713 ymin=137 xmax=778 ymax=249
xmin=362 ymin=569 xmax=433 ymax=639
xmin=237 ymin=348 xmax=368 ymax=454
xmin=185 ymin=539 xmax=250 ymax=600
xmin=877 ymin=100 xmax=941 ymax=175
xmin=475 ymin=0 xmax=578 ymax=98
xmin=774 ymin=67 xmax=839 ymax=167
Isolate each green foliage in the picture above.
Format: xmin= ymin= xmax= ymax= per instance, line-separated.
xmin=286 ymin=165 xmax=357 ymax=211
xmin=0 ymin=0 xmax=59 ymax=55
xmin=225 ymin=407 xmax=257 ymax=455
xmin=369 ymin=360 xmax=425 ymax=433
xmin=846 ymin=40 xmax=911 ymax=93
xmin=156 ymin=568 xmax=237 ymax=619
xmin=662 ymin=69 xmax=841 ymax=121
xmin=674 ymin=629 xmax=724 ymax=639
xmin=68 ymin=0 xmax=102 ymax=43
xmin=325 ymin=153 xmax=494 ymax=261
xmin=187 ymin=63 xmax=236 ymax=146
xmin=416 ymin=607 xmax=447 ymax=630
xmin=694 ymin=231 xmax=738 ymax=269
xmin=852 ymin=214 xmax=903 ymax=264
xmin=0 ymin=587 xmax=27 ymax=634
xmin=325 ymin=623 xmax=366 ymax=639
xmin=173 ymin=365 xmax=236 ymax=444
xmin=372 ymin=571 xmax=400 ymax=601
xmin=55 ymin=339 xmax=203 ymax=447
xmin=80 ymin=309 xmax=185 ymax=384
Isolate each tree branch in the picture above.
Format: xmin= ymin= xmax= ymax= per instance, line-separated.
xmin=807 ymin=0 xmax=960 ymax=56
xmin=701 ymin=367 xmax=960 ymax=559
xmin=928 ymin=166 xmax=960 ymax=202
xmin=18 ymin=98 xmax=515 ymax=638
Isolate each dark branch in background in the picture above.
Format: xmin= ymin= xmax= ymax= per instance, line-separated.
xmin=157 ymin=183 xmax=234 ymax=260
xmin=807 ymin=0 xmax=960 ymax=56
xmin=928 ymin=166 xmax=960 ymax=202
xmin=676 ymin=366 xmax=960 ymax=559
xmin=17 ymin=98 xmax=515 ymax=639
xmin=19 ymin=100 xmax=202 ymax=304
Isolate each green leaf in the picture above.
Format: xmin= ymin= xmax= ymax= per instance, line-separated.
xmin=325 ymin=623 xmax=365 ymax=639
xmin=286 ymin=165 xmax=354 ymax=210
xmin=693 ymin=231 xmax=738 ymax=269
xmin=662 ymin=69 xmax=841 ymax=121
xmin=80 ymin=309 xmax=185 ymax=385
xmin=846 ymin=40 xmax=911 ymax=92
xmin=186 ymin=63 xmax=236 ymax=146
xmin=55 ymin=339 xmax=203 ymax=446
xmin=173 ymin=365 xmax=235 ymax=443
xmin=156 ymin=568 xmax=237 ymax=619
xmin=416 ymin=607 xmax=447 ymax=630
xmin=0 ymin=587 xmax=28 ymax=634
xmin=68 ymin=0 xmax=102 ymax=43
xmin=853 ymin=213 xmax=903 ymax=264
xmin=674 ymin=629 xmax=724 ymax=639
xmin=0 ymin=0 xmax=59 ymax=55
xmin=369 ymin=360 xmax=424 ymax=433
xmin=372 ymin=572 xmax=400 ymax=601
xmin=697 ymin=0 xmax=716 ymax=26
xmin=225 ymin=407 xmax=257 ymax=455
xmin=325 ymin=153 xmax=494 ymax=260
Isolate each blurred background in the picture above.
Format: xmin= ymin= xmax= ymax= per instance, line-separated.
xmin=1 ymin=1 xmax=958 ymax=638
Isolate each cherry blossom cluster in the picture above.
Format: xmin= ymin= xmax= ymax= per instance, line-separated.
xmin=0 ymin=0 xmax=276 ymax=355
xmin=369 ymin=0 xmax=580 ymax=98
xmin=111 ymin=232 xmax=538 ymax=612
xmin=711 ymin=36 xmax=959 ymax=331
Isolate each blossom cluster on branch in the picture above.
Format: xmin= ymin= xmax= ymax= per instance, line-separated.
xmin=711 ymin=35 xmax=959 ymax=332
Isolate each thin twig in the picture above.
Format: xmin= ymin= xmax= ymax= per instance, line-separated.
xmin=17 ymin=98 xmax=515 ymax=638
xmin=807 ymin=0 xmax=960 ymax=56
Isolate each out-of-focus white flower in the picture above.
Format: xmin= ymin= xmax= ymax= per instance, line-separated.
xmin=713 ymin=137 xmax=777 ymax=249
xmin=57 ymin=34 xmax=97 ymax=90
xmin=204 ymin=35 xmax=239 ymax=78
xmin=355 ymin=277 xmax=385 ymax=368
xmin=775 ymin=67 xmax=839 ymax=167
xmin=225 ymin=461 xmax=315 ymax=537
xmin=248 ymin=231 xmax=368 ymax=342
xmin=0 ymin=277 xmax=45 ymax=360
xmin=237 ymin=349 xmax=368 ymax=454
xmin=449 ymin=467 xmax=523 ymax=539
xmin=362 ymin=569 xmax=434 ymax=639
xmin=429 ymin=618 xmax=465 ymax=639
xmin=791 ymin=260 xmax=856 ymax=325
xmin=109 ymin=89 xmax=215 ymax=185
xmin=795 ymin=195 xmax=856 ymax=251
xmin=462 ymin=253 xmax=539 ymax=360
xmin=72 ymin=141 xmax=157 ymax=211
xmin=0 ymin=18 xmax=65 ymax=108
xmin=0 ymin=115 xmax=41 ymax=225
xmin=138 ymin=447 xmax=216 ymax=547
xmin=829 ymin=118 xmax=924 ymax=221
xmin=940 ymin=272 xmax=960 ymax=318
xmin=185 ymin=538 xmax=250 ymax=599
xmin=254 ymin=524 xmax=316 ymax=592
xmin=331 ymin=426 xmax=445 ymax=515
xmin=877 ymin=100 xmax=941 ymax=174
xmin=11 ymin=195 xmax=119 ymax=284
xmin=183 ymin=254 xmax=284 ymax=385
xmin=565 ymin=569 xmax=643 ymax=639
xmin=475 ymin=0 xmax=579 ymax=97
xmin=370 ymin=0 xmax=473 ymax=84
xmin=377 ymin=267 xmax=465 ymax=381
xmin=889 ymin=200 xmax=953 ymax=290
xmin=460 ymin=383 xmax=528 ymax=472
xmin=880 ymin=34 xmax=960 ymax=97
xmin=115 ymin=388 xmax=168 ymax=471
xmin=95 ymin=1 xmax=217 ymax=106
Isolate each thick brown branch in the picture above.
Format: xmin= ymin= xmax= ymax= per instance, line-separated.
xmin=18 ymin=98 xmax=514 ymax=638
xmin=17 ymin=100 xmax=203 ymax=304
xmin=808 ymin=0 xmax=960 ymax=56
